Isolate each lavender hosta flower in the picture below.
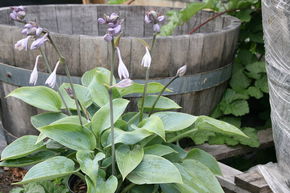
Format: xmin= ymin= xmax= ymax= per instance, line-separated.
xmin=176 ymin=65 xmax=187 ymax=77
xmin=10 ymin=6 xmax=26 ymax=21
xmin=45 ymin=61 xmax=60 ymax=88
xmin=98 ymin=13 xmax=122 ymax=42
xmin=114 ymin=78 xmax=133 ymax=88
xmin=14 ymin=36 xmax=31 ymax=51
xmin=29 ymin=55 xmax=42 ymax=85
xmin=145 ymin=10 xmax=165 ymax=33
xmin=30 ymin=33 xmax=48 ymax=50
xmin=141 ymin=47 xmax=152 ymax=68
xmin=116 ymin=47 xmax=129 ymax=80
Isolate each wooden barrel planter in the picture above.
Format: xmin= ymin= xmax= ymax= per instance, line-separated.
xmin=0 ymin=5 xmax=240 ymax=140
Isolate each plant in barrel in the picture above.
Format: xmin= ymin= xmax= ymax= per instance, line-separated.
xmin=0 ymin=7 xmax=249 ymax=193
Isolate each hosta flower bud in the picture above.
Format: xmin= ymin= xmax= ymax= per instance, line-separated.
xmin=98 ymin=13 xmax=122 ymax=42
xmin=114 ymin=78 xmax=133 ymax=88
xmin=176 ymin=65 xmax=187 ymax=77
xmin=116 ymin=47 xmax=129 ymax=80
xmin=141 ymin=47 xmax=151 ymax=68
xmin=10 ymin=6 xmax=26 ymax=21
xmin=45 ymin=61 xmax=60 ymax=88
xmin=145 ymin=10 xmax=165 ymax=33
xmin=29 ymin=55 xmax=42 ymax=85
xmin=30 ymin=33 xmax=48 ymax=50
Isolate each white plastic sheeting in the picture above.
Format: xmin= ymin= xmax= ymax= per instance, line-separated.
xmin=261 ymin=0 xmax=290 ymax=192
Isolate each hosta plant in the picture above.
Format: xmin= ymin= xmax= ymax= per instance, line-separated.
xmin=0 ymin=7 xmax=248 ymax=193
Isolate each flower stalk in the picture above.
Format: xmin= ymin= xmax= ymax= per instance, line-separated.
xmin=39 ymin=48 xmax=71 ymax=116
xmin=109 ymin=39 xmax=116 ymax=176
xmin=47 ymin=34 xmax=83 ymax=126
xmin=139 ymin=33 xmax=157 ymax=122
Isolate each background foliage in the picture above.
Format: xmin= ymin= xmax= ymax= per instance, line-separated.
xmin=161 ymin=0 xmax=269 ymax=147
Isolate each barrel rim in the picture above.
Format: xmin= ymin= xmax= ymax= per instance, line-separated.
xmin=0 ymin=4 xmax=241 ymax=39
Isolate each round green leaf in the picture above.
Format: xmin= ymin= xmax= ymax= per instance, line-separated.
xmin=38 ymin=123 xmax=96 ymax=151
xmin=8 ymin=86 xmax=62 ymax=112
xmin=116 ymin=145 xmax=144 ymax=179
xmin=17 ymin=156 xmax=76 ymax=184
xmin=127 ymin=154 xmax=183 ymax=184
xmin=144 ymin=144 xmax=177 ymax=157
xmin=139 ymin=116 xmax=165 ymax=140
xmin=154 ymin=112 xmax=197 ymax=132
xmin=1 ymin=135 xmax=45 ymax=160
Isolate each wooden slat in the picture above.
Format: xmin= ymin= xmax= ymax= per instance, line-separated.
xmin=195 ymin=128 xmax=274 ymax=161
xmin=0 ymin=121 xmax=7 ymax=154
xmin=235 ymin=170 xmax=272 ymax=193
xmin=218 ymin=162 xmax=252 ymax=193
xmin=55 ymin=5 xmax=73 ymax=35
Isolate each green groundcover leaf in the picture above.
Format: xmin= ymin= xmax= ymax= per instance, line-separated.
xmin=127 ymin=154 xmax=183 ymax=184
xmin=185 ymin=148 xmax=222 ymax=175
xmin=38 ymin=123 xmax=96 ymax=151
xmin=92 ymin=98 xmax=129 ymax=135
xmin=139 ymin=116 xmax=165 ymax=140
xmin=1 ymin=135 xmax=45 ymax=160
xmin=154 ymin=112 xmax=197 ymax=132
xmin=16 ymin=156 xmax=76 ymax=184
xmin=175 ymin=160 xmax=224 ymax=193
xmin=138 ymin=96 xmax=181 ymax=112
xmin=116 ymin=145 xmax=144 ymax=179
xmin=8 ymin=86 xmax=62 ymax=112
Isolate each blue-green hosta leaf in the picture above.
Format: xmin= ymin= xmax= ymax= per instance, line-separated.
xmin=116 ymin=145 xmax=144 ymax=179
xmin=118 ymin=82 xmax=172 ymax=96
xmin=17 ymin=156 xmax=76 ymax=184
xmin=92 ymin=98 xmax=129 ymax=135
xmin=81 ymin=67 xmax=115 ymax=86
xmin=1 ymin=135 xmax=45 ymax=160
xmin=144 ymin=144 xmax=177 ymax=157
xmin=139 ymin=116 xmax=165 ymax=140
xmin=0 ymin=151 xmax=55 ymax=167
xmin=127 ymin=154 xmax=183 ymax=184
xmin=138 ymin=96 xmax=181 ymax=112
xmin=76 ymin=151 xmax=105 ymax=186
xmin=104 ymin=128 xmax=152 ymax=147
xmin=195 ymin=116 xmax=248 ymax=138
xmin=86 ymin=175 xmax=118 ymax=193
xmin=154 ymin=111 xmax=197 ymax=132
xmin=174 ymin=160 xmax=224 ymax=193
xmin=88 ymin=77 xmax=109 ymax=107
xmin=59 ymin=83 xmax=92 ymax=110
xmin=38 ymin=123 xmax=96 ymax=151
xmin=52 ymin=115 xmax=88 ymax=125
xmin=7 ymin=86 xmax=62 ymax=112
xmin=31 ymin=112 xmax=67 ymax=129
xmin=185 ymin=148 xmax=221 ymax=175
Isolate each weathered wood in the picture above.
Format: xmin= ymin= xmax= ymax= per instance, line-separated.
xmin=195 ymin=128 xmax=274 ymax=161
xmin=0 ymin=121 xmax=7 ymax=154
xmin=0 ymin=5 xmax=240 ymax=137
xmin=218 ymin=162 xmax=252 ymax=193
xmin=0 ymin=83 xmax=38 ymax=143
xmin=235 ymin=170 xmax=272 ymax=193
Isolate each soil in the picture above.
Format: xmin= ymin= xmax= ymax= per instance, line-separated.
xmin=71 ymin=178 xmax=86 ymax=193
xmin=0 ymin=167 xmax=27 ymax=193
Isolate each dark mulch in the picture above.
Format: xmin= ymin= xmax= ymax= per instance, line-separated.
xmin=71 ymin=177 xmax=87 ymax=193
xmin=0 ymin=168 xmax=26 ymax=193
